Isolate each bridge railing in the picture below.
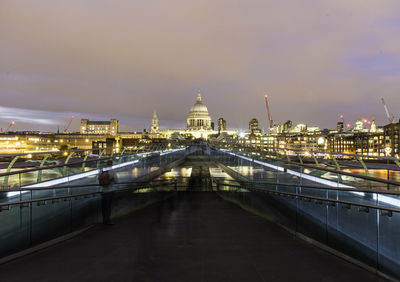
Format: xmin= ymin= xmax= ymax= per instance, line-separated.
xmin=210 ymin=144 xmax=400 ymax=190
xmin=211 ymin=141 xmax=400 ymax=186
xmin=0 ymin=143 xmax=188 ymax=189
xmin=0 ymin=179 xmax=179 ymax=263
xmin=214 ymin=179 xmax=400 ymax=280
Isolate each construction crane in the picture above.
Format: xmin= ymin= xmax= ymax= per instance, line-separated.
xmin=5 ymin=121 xmax=15 ymax=133
xmin=264 ymin=94 xmax=273 ymax=131
xmin=63 ymin=116 xmax=75 ymax=133
xmin=381 ymin=98 xmax=395 ymax=124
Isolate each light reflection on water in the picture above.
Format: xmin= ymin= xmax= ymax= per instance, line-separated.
xmin=343 ymin=169 xmax=400 ymax=183
xmin=116 ymin=167 xmax=160 ymax=182
xmin=228 ymin=166 xmax=276 ymax=180
xmin=159 ymin=167 xmax=192 ymax=180
xmin=228 ymin=166 xmax=255 ymax=177
xmin=209 ymin=168 xmax=233 ymax=180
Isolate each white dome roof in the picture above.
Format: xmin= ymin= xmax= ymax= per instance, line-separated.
xmin=189 ymin=90 xmax=209 ymax=115
xmin=190 ymin=103 xmax=209 ymax=114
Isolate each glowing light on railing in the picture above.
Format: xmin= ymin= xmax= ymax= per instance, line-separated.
xmin=19 ymin=148 xmax=187 ymax=190
xmin=220 ymin=149 xmax=352 ymax=188
xmin=217 ymin=147 xmax=400 ymax=208
xmin=373 ymin=193 xmax=400 ymax=207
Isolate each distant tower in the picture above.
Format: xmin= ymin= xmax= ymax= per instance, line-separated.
xmin=337 ymin=122 xmax=344 ymax=133
xmin=218 ymin=118 xmax=227 ymax=134
xmin=370 ymin=120 xmax=377 ymax=133
xmin=151 ymin=111 xmax=159 ymax=133
xmin=249 ymin=118 xmax=261 ymax=135
xmin=80 ymin=119 xmax=89 ymax=134
xmin=283 ymin=120 xmax=293 ymax=132
xmin=353 ymin=119 xmax=364 ymax=131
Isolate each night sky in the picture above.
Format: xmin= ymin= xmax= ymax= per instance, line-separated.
xmin=1 ymin=1 xmax=399 ymax=132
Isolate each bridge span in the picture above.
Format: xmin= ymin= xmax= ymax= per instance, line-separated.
xmin=0 ymin=144 xmax=399 ymax=281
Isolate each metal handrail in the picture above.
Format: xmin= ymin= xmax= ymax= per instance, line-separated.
xmin=216 ymin=182 xmax=400 ymax=213
xmin=0 ymin=154 xmax=122 ymax=178
xmin=0 ymin=179 xmax=180 ymax=192
xmin=212 ymin=141 xmax=400 ymax=162
xmin=213 ymin=147 xmax=400 ymax=187
xmin=0 ymin=180 xmax=179 ymax=208
xmin=0 ymin=191 xmax=102 ymax=209
xmin=0 ymin=143 xmax=176 ymax=158
xmin=214 ymin=180 xmax=400 ymax=196
xmin=0 ymin=147 xmax=181 ymax=178
xmin=0 ymin=145 xmax=130 ymax=158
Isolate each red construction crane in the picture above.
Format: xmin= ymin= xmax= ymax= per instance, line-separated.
xmin=381 ymin=98 xmax=394 ymax=124
xmin=5 ymin=121 xmax=15 ymax=133
xmin=63 ymin=116 xmax=75 ymax=133
xmin=264 ymin=94 xmax=273 ymax=131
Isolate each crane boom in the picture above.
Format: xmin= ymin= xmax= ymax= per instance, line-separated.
xmin=5 ymin=121 xmax=15 ymax=133
xmin=264 ymin=95 xmax=273 ymax=130
xmin=381 ymin=98 xmax=394 ymax=123
xmin=63 ymin=116 xmax=75 ymax=133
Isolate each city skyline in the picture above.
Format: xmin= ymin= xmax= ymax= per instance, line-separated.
xmin=1 ymin=2 xmax=400 ymax=280
xmin=0 ymin=95 xmax=391 ymax=133
xmin=1 ymin=1 xmax=400 ymax=131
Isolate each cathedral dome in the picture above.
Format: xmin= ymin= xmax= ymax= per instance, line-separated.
xmin=189 ymin=103 xmax=209 ymax=114
xmin=187 ymin=90 xmax=212 ymax=131
xmin=189 ymin=91 xmax=209 ymax=114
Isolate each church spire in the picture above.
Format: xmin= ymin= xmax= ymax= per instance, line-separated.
xmin=196 ymin=90 xmax=202 ymax=104
xmin=151 ymin=110 xmax=159 ymax=133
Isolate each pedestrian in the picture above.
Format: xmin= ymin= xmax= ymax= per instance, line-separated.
xmin=99 ymin=168 xmax=115 ymax=225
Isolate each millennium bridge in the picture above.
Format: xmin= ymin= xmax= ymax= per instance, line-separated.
xmin=0 ymin=142 xmax=399 ymax=281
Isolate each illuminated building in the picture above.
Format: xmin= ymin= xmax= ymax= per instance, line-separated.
xmin=283 ymin=120 xmax=293 ymax=133
xmin=276 ymin=132 xmax=325 ymax=153
xmin=327 ymin=131 xmax=385 ymax=156
xmin=80 ymin=119 xmax=119 ymax=135
xmin=370 ymin=120 xmax=377 ymax=133
xmin=354 ymin=133 xmax=384 ymax=156
xmin=249 ymin=119 xmax=262 ymax=136
xmin=156 ymin=90 xmax=237 ymax=140
xmin=238 ymin=119 xmax=324 ymax=153
xmin=327 ymin=133 xmax=355 ymax=154
xmin=353 ymin=119 xmax=364 ymax=132
xmin=337 ymin=122 xmax=344 ymax=133
xmin=384 ymin=121 xmax=400 ymax=157
xmin=218 ymin=118 xmax=227 ymax=134
xmin=0 ymin=133 xmax=110 ymax=154
xmin=186 ymin=90 xmax=212 ymax=131
xmin=0 ymin=90 xmax=240 ymax=154
xmin=150 ymin=111 xmax=159 ymax=133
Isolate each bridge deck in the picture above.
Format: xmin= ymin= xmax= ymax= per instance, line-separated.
xmin=0 ymin=192 xmax=380 ymax=282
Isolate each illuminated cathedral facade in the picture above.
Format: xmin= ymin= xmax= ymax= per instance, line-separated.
xmin=152 ymin=90 xmax=236 ymax=140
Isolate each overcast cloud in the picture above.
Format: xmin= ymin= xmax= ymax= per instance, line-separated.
xmin=1 ymin=0 xmax=399 ymax=131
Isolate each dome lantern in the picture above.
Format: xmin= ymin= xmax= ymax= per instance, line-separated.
xmin=196 ymin=90 xmax=202 ymax=103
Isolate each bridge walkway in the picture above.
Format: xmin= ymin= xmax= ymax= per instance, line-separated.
xmin=0 ymin=191 xmax=380 ymax=282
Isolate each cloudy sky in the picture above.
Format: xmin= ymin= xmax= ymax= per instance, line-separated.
xmin=1 ymin=0 xmax=399 ymax=132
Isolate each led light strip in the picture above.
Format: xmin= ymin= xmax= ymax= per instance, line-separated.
xmin=23 ymin=148 xmax=186 ymax=188
xmin=219 ymin=149 xmax=400 ymax=207
xmin=221 ymin=150 xmax=352 ymax=188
